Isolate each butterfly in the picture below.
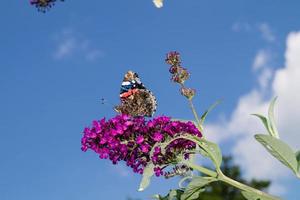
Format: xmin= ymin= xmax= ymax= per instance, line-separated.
xmin=114 ymin=71 xmax=157 ymax=117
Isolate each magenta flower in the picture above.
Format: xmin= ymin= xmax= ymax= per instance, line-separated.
xmin=81 ymin=114 xmax=202 ymax=176
xmin=153 ymin=132 xmax=163 ymax=142
xmin=136 ymin=135 xmax=145 ymax=144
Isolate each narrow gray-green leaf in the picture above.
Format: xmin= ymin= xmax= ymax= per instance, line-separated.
xmin=138 ymin=163 xmax=154 ymax=191
xmin=152 ymin=194 xmax=169 ymax=200
xmin=255 ymin=134 xmax=298 ymax=174
xmin=181 ymin=177 xmax=214 ymax=200
xmin=152 ymin=194 xmax=164 ymax=200
xmin=198 ymin=139 xmax=222 ymax=168
xmin=252 ymin=114 xmax=273 ymax=137
xmin=200 ymin=100 xmax=221 ymax=125
xmin=168 ymin=189 xmax=184 ymax=200
xmin=268 ymin=97 xmax=279 ymax=139
xmin=241 ymin=191 xmax=277 ymax=200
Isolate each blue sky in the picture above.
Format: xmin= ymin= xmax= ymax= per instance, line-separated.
xmin=1 ymin=1 xmax=300 ymax=200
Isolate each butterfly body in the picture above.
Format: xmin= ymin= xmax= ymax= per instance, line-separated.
xmin=115 ymin=71 xmax=157 ymax=117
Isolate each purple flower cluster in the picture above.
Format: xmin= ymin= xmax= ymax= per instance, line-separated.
xmin=81 ymin=114 xmax=202 ymax=176
xmin=30 ymin=0 xmax=64 ymax=12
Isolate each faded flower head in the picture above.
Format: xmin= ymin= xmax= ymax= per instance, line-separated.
xmin=30 ymin=0 xmax=64 ymax=12
xmin=166 ymin=51 xmax=190 ymax=84
xmin=81 ymin=114 xmax=202 ymax=176
xmin=165 ymin=51 xmax=181 ymax=66
xmin=171 ymin=67 xmax=190 ymax=84
xmin=181 ymin=87 xmax=196 ymax=100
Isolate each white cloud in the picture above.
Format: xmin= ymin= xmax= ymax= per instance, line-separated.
xmin=232 ymin=22 xmax=276 ymax=43
xmin=252 ymin=50 xmax=271 ymax=71
xmin=258 ymin=23 xmax=276 ymax=43
xmin=232 ymin=22 xmax=251 ymax=32
xmin=272 ymin=32 xmax=300 ymax=150
xmin=206 ymin=31 xmax=300 ymax=195
xmin=53 ymin=29 xmax=103 ymax=61
xmin=54 ymin=38 xmax=76 ymax=59
xmin=258 ymin=68 xmax=273 ymax=89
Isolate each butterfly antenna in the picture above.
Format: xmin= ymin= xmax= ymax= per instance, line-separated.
xmin=100 ymin=98 xmax=115 ymax=108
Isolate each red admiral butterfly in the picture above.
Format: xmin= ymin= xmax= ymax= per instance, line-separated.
xmin=114 ymin=71 xmax=157 ymax=117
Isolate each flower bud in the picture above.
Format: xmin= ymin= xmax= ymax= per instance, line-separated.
xmin=171 ymin=67 xmax=190 ymax=84
xmin=165 ymin=51 xmax=181 ymax=66
xmin=180 ymin=87 xmax=196 ymax=100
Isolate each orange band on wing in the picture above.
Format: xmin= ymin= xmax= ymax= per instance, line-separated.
xmin=120 ymin=89 xmax=139 ymax=98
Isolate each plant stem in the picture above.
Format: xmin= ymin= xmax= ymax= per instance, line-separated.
xmin=186 ymin=161 xmax=217 ymax=178
xmin=188 ymin=162 xmax=280 ymax=200
xmin=218 ymin=171 xmax=281 ymax=200
xmin=188 ymin=99 xmax=202 ymax=131
xmin=179 ymin=83 xmax=203 ymax=132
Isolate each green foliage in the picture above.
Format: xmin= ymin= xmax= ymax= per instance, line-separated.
xmin=255 ymin=134 xmax=298 ymax=175
xmin=199 ymin=100 xmax=221 ymax=127
xmin=252 ymin=114 xmax=272 ymax=136
xmin=241 ymin=191 xmax=274 ymax=200
xmin=267 ymin=97 xmax=279 ymax=138
xmin=138 ymin=163 xmax=155 ymax=191
xmin=198 ymin=156 xmax=271 ymax=200
xmin=196 ymin=138 xmax=222 ymax=168
xmin=139 ymin=134 xmax=223 ymax=192
xmin=253 ymin=97 xmax=300 ymax=178
xmin=153 ymin=189 xmax=184 ymax=200
xmin=181 ymin=177 xmax=216 ymax=200
xmin=252 ymin=97 xmax=279 ymax=138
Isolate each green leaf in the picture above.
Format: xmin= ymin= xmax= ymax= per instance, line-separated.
xmin=268 ymin=97 xmax=279 ymax=139
xmin=152 ymin=194 xmax=164 ymax=200
xmin=255 ymin=134 xmax=298 ymax=174
xmin=241 ymin=191 xmax=277 ymax=200
xmin=197 ymin=139 xmax=222 ymax=168
xmin=152 ymin=190 xmax=184 ymax=200
xmin=138 ymin=163 xmax=154 ymax=191
xmin=168 ymin=189 xmax=184 ymax=200
xmin=252 ymin=114 xmax=273 ymax=137
xmin=200 ymin=100 xmax=221 ymax=126
xmin=181 ymin=177 xmax=215 ymax=200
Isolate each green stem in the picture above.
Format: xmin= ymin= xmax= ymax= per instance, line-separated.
xmin=186 ymin=161 xmax=217 ymax=178
xmin=188 ymin=162 xmax=280 ymax=200
xmin=179 ymin=83 xmax=203 ymax=132
xmin=218 ymin=171 xmax=281 ymax=200
xmin=188 ymin=99 xmax=202 ymax=131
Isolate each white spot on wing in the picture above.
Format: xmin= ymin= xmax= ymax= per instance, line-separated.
xmin=122 ymin=81 xmax=131 ymax=86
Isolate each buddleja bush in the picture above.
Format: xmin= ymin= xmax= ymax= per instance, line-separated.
xmin=80 ymin=52 xmax=300 ymax=200
xmin=29 ymin=1 xmax=300 ymax=199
